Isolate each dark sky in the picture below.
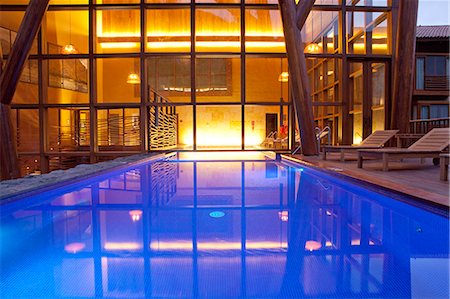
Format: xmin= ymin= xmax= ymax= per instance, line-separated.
xmin=418 ymin=0 xmax=449 ymax=25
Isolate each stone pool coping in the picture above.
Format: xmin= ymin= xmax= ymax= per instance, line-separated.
xmin=0 ymin=153 xmax=167 ymax=203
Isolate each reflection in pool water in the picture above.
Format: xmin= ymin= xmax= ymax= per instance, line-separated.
xmin=0 ymin=158 xmax=449 ymax=298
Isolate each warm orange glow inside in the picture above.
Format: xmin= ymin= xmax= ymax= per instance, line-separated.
xmin=126 ymin=73 xmax=140 ymax=84
xmin=305 ymin=43 xmax=322 ymax=54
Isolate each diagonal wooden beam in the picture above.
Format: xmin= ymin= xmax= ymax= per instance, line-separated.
xmin=279 ymin=0 xmax=318 ymax=155
xmin=0 ymin=0 xmax=49 ymax=180
xmin=390 ymin=0 xmax=419 ymax=133
xmin=296 ymin=0 xmax=316 ymax=30
xmin=0 ymin=0 xmax=49 ymax=105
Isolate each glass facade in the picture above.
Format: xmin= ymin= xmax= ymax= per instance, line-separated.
xmin=303 ymin=0 xmax=393 ymax=145
xmin=1 ymin=0 xmax=396 ymax=175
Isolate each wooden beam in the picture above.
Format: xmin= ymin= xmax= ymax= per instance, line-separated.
xmin=0 ymin=0 xmax=49 ymax=105
xmin=296 ymin=0 xmax=316 ymax=30
xmin=279 ymin=0 xmax=318 ymax=155
xmin=390 ymin=0 xmax=419 ymax=132
xmin=0 ymin=44 xmax=20 ymax=179
xmin=0 ymin=0 xmax=49 ymax=180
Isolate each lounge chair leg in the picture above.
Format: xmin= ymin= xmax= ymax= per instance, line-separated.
xmin=440 ymin=157 xmax=448 ymax=181
xmin=340 ymin=150 xmax=345 ymax=162
xmin=382 ymin=153 xmax=389 ymax=171
xmin=357 ymin=153 xmax=363 ymax=168
xmin=323 ymin=149 xmax=327 ymax=160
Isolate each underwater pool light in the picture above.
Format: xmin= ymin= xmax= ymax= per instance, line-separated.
xmin=209 ymin=211 xmax=225 ymax=218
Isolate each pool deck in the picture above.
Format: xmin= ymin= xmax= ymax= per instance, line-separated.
xmin=285 ymin=153 xmax=450 ymax=208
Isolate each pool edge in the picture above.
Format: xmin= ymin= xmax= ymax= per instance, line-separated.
xmin=281 ymin=154 xmax=449 ymax=218
xmin=0 ymin=153 xmax=170 ymax=205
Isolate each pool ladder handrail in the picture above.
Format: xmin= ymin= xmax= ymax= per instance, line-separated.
xmin=316 ymin=126 xmax=331 ymax=153
xmin=292 ymin=126 xmax=331 ymax=155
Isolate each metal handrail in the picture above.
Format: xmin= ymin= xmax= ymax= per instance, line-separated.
xmin=316 ymin=126 xmax=331 ymax=153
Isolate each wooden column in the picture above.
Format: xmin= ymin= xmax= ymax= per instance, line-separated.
xmin=0 ymin=104 xmax=20 ymax=179
xmin=0 ymin=43 xmax=20 ymax=179
xmin=0 ymin=0 xmax=49 ymax=179
xmin=390 ymin=0 xmax=419 ymax=133
xmin=296 ymin=0 xmax=316 ymax=30
xmin=279 ymin=0 xmax=318 ymax=155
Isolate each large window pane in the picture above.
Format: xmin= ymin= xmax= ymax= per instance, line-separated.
xmin=146 ymin=9 xmax=190 ymax=53
xmin=246 ymin=57 xmax=288 ymax=103
xmin=244 ymin=105 xmax=289 ymax=150
xmin=11 ymin=109 xmax=40 ymax=152
xmin=97 ymin=108 xmax=140 ymax=150
xmin=196 ymin=105 xmax=241 ymax=149
xmin=196 ymin=9 xmax=240 ymax=52
xmin=47 ymin=59 xmax=89 ymax=104
xmin=147 ymin=56 xmax=191 ymax=103
xmin=47 ymin=108 xmax=90 ymax=153
xmin=302 ymin=11 xmax=339 ymax=54
xmin=96 ymin=58 xmax=140 ymax=103
xmin=95 ymin=9 xmax=140 ymax=54
xmin=245 ymin=9 xmax=285 ymax=53
xmin=196 ymin=57 xmax=240 ymax=103
xmin=149 ymin=105 xmax=193 ymax=150
xmin=44 ymin=10 xmax=89 ymax=54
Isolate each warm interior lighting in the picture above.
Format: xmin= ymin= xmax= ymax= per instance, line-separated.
xmin=129 ymin=210 xmax=143 ymax=222
xmin=353 ymin=132 xmax=363 ymax=145
xmin=177 ymin=151 xmax=268 ymax=161
xmin=278 ymin=72 xmax=289 ymax=82
xmin=278 ymin=211 xmax=289 ymax=222
xmin=305 ymin=240 xmax=322 ymax=251
xmin=101 ymin=42 xmax=140 ymax=49
xmin=304 ymin=43 xmax=322 ymax=54
xmin=61 ymin=44 xmax=78 ymax=55
xmin=126 ymin=73 xmax=140 ymax=84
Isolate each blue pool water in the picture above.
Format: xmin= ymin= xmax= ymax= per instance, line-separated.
xmin=0 ymin=155 xmax=449 ymax=298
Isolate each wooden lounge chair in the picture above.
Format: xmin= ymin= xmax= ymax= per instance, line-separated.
xmin=357 ymin=128 xmax=450 ymax=171
xmin=322 ymin=130 xmax=399 ymax=161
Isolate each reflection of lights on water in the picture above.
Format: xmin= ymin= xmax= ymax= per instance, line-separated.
xmin=65 ymin=242 xmax=85 ymax=254
xmin=278 ymin=211 xmax=289 ymax=222
xmin=209 ymin=211 xmax=225 ymax=218
xmin=129 ymin=210 xmax=143 ymax=222
xmin=326 ymin=210 xmax=332 ymax=216
xmin=150 ymin=241 xmax=288 ymax=251
xmin=305 ymin=240 xmax=322 ymax=251
xmin=104 ymin=242 xmax=142 ymax=251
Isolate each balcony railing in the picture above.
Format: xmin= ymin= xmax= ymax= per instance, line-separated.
xmin=409 ymin=117 xmax=450 ymax=134
xmin=424 ymin=76 xmax=449 ymax=91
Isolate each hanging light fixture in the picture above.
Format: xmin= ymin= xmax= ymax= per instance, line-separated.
xmin=129 ymin=210 xmax=143 ymax=222
xmin=126 ymin=73 xmax=140 ymax=84
xmin=278 ymin=72 xmax=289 ymax=82
xmin=61 ymin=5 xmax=78 ymax=54
xmin=304 ymin=42 xmax=322 ymax=54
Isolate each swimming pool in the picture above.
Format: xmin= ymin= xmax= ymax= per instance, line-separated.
xmin=1 ymin=154 xmax=449 ymax=298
